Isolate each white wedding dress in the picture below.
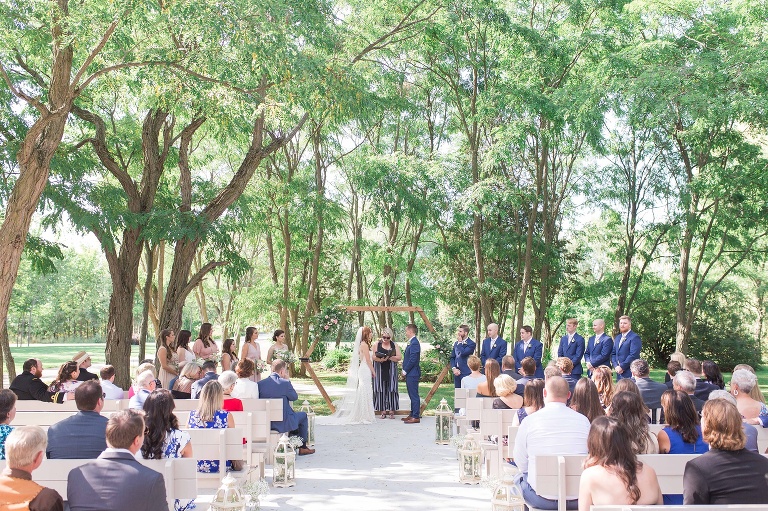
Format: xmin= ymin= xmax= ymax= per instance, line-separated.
xmin=328 ymin=327 xmax=376 ymax=425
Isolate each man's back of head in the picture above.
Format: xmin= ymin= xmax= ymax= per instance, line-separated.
xmin=201 ymin=360 xmax=218 ymax=373
xmin=6 ymin=425 xmax=47 ymax=471
xmin=667 ymin=360 xmax=682 ymax=377
xmin=106 ymin=410 xmax=144 ymax=452
xmin=502 ymin=355 xmax=515 ymax=370
xmin=21 ymin=359 xmax=38 ymax=374
xmin=673 ymin=370 xmax=697 ymax=394
xmin=630 ymin=358 xmax=650 ymax=378
xmin=544 ymin=365 xmax=562 ymax=380
xmin=544 ymin=375 xmax=570 ymax=403
xmin=684 ymin=358 xmax=703 ymax=376
xmin=521 ymin=357 xmax=536 ymax=377
xmin=75 ymin=380 xmax=103 ymax=412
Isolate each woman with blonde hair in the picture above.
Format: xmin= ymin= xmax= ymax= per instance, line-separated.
xmin=187 ymin=381 xmax=235 ymax=473
xmin=591 ymin=365 xmax=614 ymax=408
xmin=329 ymin=326 xmax=376 ymax=424
xmin=171 ymin=362 xmax=202 ymax=399
xmin=460 ymin=355 xmax=486 ymax=390
xmin=493 ymin=374 xmax=523 ymax=409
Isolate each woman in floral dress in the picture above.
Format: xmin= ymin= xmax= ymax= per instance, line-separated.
xmin=0 ymin=389 xmax=17 ymax=459
xmin=187 ymin=380 xmax=234 ymax=473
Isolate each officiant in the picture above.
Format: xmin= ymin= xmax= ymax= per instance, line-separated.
xmin=372 ymin=327 xmax=402 ymax=419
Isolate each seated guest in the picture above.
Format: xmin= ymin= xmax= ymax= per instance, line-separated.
xmin=543 ymin=365 xmax=562 ymax=380
xmin=683 ymin=399 xmax=768 ymax=505
xmin=685 ymin=358 xmax=718 ymax=401
xmin=513 ymin=379 xmax=544 ymax=426
xmin=47 ymin=361 xmax=82 ymax=395
xmin=128 ymin=370 xmax=156 ymax=410
xmin=613 ymin=378 xmax=649 ymax=414
xmin=476 ymin=359 xmax=500 ymax=397
xmin=609 ymin=391 xmax=658 ymax=454
xmin=47 ymin=381 xmax=108 ymax=459
xmin=0 ymin=426 xmax=63 ymax=511
xmin=127 ymin=362 xmax=162 ymax=399
xmin=219 ymin=371 xmax=243 ymax=412
xmin=0 ymin=389 xmax=17 ymax=459
xmin=190 ymin=360 xmax=219 ymax=399
xmin=569 ymin=378 xmax=604 ymax=424
xmin=10 ymin=359 xmax=68 ymax=403
xmin=555 ymin=357 xmax=580 ymax=397
xmin=460 ymin=355 xmax=486 ymax=391
xmin=591 ymin=365 xmax=614 ymax=408
xmin=501 ymin=355 xmax=521 ymax=380
xmin=578 ymin=416 xmax=662 ymax=511
xmin=99 ymin=365 xmax=125 ymax=400
xmin=514 ymin=357 xmax=537 ymax=396
xmin=187 ymin=381 xmax=235 ymax=473
xmin=172 ymin=362 xmax=202 ymax=399
xmin=72 ymin=351 xmax=99 ymax=382
xmin=630 ymin=358 xmax=667 ymax=421
xmin=702 ymin=360 xmax=725 ymax=389
xmin=733 ymin=364 xmax=766 ymax=404
xmin=709 ymin=389 xmax=759 ymax=453
xmin=730 ymin=368 xmax=768 ymax=420
xmin=664 ymin=360 xmax=682 ymax=389
xmin=513 ymin=376 xmax=590 ymax=510
xmin=67 ymin=410 xmax=168 ymax=511
xmin=493 ymin=374 xmax=523 ymax=409
xmin=672 ymin=370 xmax=705 ymax=413
xmin=258 ymin=360 xmax=315 ymax=456
xmin=231 ymin=359 xmax=259 ymax=399
xmin=141 ymin=389 xmax=192 ymax=459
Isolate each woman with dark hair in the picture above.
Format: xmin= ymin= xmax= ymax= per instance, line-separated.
xmin=476 ymin=359 xmax=501 ymax=397
xmin=591 ymin=365 xmax=614 ymax=408
xmin=578 ymin=416 xmax=662 ymax=510
xmin=609 ymin=391 xmax=658 ymax=454
xmin=193 ymin=322 xmax=218 ymax=360
xmin=266 ymin=329 xmax=288 ymax=365
xmin=239 ymin=326 xmax=262 ymax=381
xmin=156 ymin=329 xmax=178 ymax=390
xmin=702 ymin=360 xmax=725 ymax=390
xmin=658 ymin=390 xmax=708 ymax=454
xmin=513 ymin=379 xmax=545 ymax=426
xmin=0 ymin=389 xmax=17 ymax=459
xmin=176 ymin=329 xmax=195 ymax=369
xmin=48 ymin=361 xmax=82 ymax=394
xmin=221 ymin=338 xmax=239 ymax=372
xmin=141 ymin=389 xmax=192 ymax=460
xmin=570 ymin=378 xmax=605 ymax=423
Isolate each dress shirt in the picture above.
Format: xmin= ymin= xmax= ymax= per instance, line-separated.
xmin=100 ymin=380 xmax=124 ymax=400
xmin=512 ymin=401 xmax=590 ymax=500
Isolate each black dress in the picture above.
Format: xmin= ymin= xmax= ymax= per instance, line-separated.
xmin=373 ymin=341 xmax=399 ymax=412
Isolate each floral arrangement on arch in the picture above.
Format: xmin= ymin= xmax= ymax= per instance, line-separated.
xmin=314 ymin=306 xmax=351 ymax=340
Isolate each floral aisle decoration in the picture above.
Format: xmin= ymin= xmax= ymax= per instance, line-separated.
xmin=241 ymin=476 xmax=270 ymax=511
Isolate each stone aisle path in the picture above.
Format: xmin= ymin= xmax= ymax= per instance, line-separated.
xmin=259 ymin=416 xmax=489 ymax=511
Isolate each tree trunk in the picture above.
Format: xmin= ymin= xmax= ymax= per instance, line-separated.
xmin=675 ymin=221 xmax=693 ymax=354
xmin=139 ymin=241 xmax=153 ymax=364
xmin=0 ymin=322 xmax=14 ymax=386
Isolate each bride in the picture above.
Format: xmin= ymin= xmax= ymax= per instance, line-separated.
xmin=330 ymin=326 xmax=376 ymax=424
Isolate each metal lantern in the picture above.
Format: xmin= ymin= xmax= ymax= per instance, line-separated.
xmin=458 ymin=433 xmax=482 ymax=484
xmin=435 ymin=398 xmax=453 ymax=444
xmin=210 ymin=472 xmax=246 ymax=511
xmin=272 ymin=433 xmax=296 ymax=488
xmin=299 ymin=400 xmax=316 ymax=448
xmin=491 ymin=466 xmax=525 ymax=511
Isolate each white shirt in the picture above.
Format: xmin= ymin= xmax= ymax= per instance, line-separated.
xmin=101 ymin=379 xmax=125 ymax=400
xmin=231 ymin=378 xmax=259 ymax=399
xmin=512 ymin=401 xmax=590 ymax=499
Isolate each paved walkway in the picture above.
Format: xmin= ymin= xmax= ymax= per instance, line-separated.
xmin=259 ymin=416 xmax=489 ymax=511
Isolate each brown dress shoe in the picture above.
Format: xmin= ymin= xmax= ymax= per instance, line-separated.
xmin=401 ymin=415 xmax=411 ymax=421
xmin=403 ymin=417 xmax=420 ymax=424
xmin=298 ymin=447 xmax=316 ymax=455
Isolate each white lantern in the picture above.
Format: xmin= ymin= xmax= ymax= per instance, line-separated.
xmin=210 ymin=472 xmax=246 ymax=511
xmin=457 ymin=433 xmax=482 ymax=484
xmin=491 ymin=466 xmax=525 ymax=511
xmin=299 ymin=400 xmax=316 ymax=448
xmin=273 ymin=433 xmax=296 ymax=488
xmin=435 ymin=398 xmax=453 ymax=444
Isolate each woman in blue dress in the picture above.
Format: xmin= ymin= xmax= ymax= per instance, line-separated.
xmin=187 ymin=380 xmax=234 ymax=473
xmin=0 ymin=389 xmax=17 ymax=459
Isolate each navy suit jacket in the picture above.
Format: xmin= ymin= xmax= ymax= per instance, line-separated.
xmin=46 ymin=411 xmax=108 ymax=459
xmin=585 ymin=333 xmax=613 ymax=372
xmin=67 ymin=451 xmax=169 ymax=511
xmin=557 ymin=333 xmax=585 ymax=375
xmin=480 ymin=337 xmax=506 ymax=370
xmin=190 ymin=371 xmax=218 ymax=399
xmin=450 ymin=338 xmax=476 ymax=377
xmin=403 ymin=336 xmax=421 ymax=378
xmin=258 ymin=372 xmax=300 ymax=433
xmin=513 ymin=339 xmax=544 ymax=379
xmin=611 ymin=330 xmax=641 ymax=379
xmin=693 ymin=379 xmax=719 ymax=402
xmin=634 ymin=376 xmax=668 ymax=410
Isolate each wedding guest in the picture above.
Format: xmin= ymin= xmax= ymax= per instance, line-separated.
xmin=460 ymin=355 xmax=486 ymax=391
xmin=266 ymin=329 xmax=288 ymax=365
xmin=239 ymin=326 xmax=262 ymax=381
xmin=544 ymin=365 xmax=562 ymax=380
xmin=171 ymin=362 xmax=202 ymax=400
xmin=476 ymin=359 xmax=500 ymax=397
xmin=702 ymin=360 xmax=725 ymax=389
xmin=501 ymin=355 xmax=520 ymax=380
xmin=46 ymin=381 xmax=107 ymax=459
xmin=630 ymin=358 xmax=667 ymax=418
xmin=609 ymin=391 xmax=658 ymax=454
xmin=513 ymin=379 xmax=545 ymax=426
xmin=156 ymin=329 xmax=178 ymax=390
xmin=450 ymin=324 xmax=477 ymax=387
xmin=613 ymin=378 xmax=650 ymax=414
xmin=192 ymin=322 xmax=218 ymax=361
xmin=231 ymin=359 xmax=259 ymax=399
xmin=0 ymin=389 xmax=17 ymax=460
xmin=570 ymin=378 xmax=604 ymax=424
xmin=685 ymin=358 xmax=718 ymax=401
xmin=591 ymin=365 xmax=614 ymax=408
xmin=493 ymin=375 xmax=523 ymax=409
xmin=665 ymin=352 xmax=686 ymax=383
xmin=683 ymin=399 xmax=768 ymax=504
xmin=730 ymin=369 xmax=768 ymax=420
xmin=72 ymin=352 xmax=99 ymax=382
xmin=657 ymin=390 xmax=708 ymax=455
xmin=48 ymin=361 xmax=82 ymax=395
xmin=10 ymin=359 xmax=68 ymax=403
xmin=0 ymin=426 xmax=64 ymax=511
xmin=373 ymin=327 xmax=402 ymax=419
xmin=99 ymin=365 xmax=125 ymax=400
xmin=258 ymin=360 xmax=314 ymax=455
xmin=221 ymin=338 xmax=239 ymax=372
xmin=219 ymin=371 xmax=243 ymax=412
xmin=129 ymin=370 xmax=156 ymax=410
xmin=555 ymin=357 xmax=580 ymax=396
xmin=578 ymin=416 xmax=662 ymax=511
xmin=190 ymin=360 xmax=218 ymax=400
xmin=513 ymin=357 xmax=538 ymax=397
xmin=141 ymin=389 xmax=192 ymax=460
xmin=176 ymin=329 xmax=195 ymax=369
xmin=733 ymin=364 xmax=766 ymax=404
xmin=188 ymin=381 xmax=235 ymax=473
xmin=709 ymin=389 xmax=759 ymax=453
xmin=127 ymin=363 xmax=159 ymax=398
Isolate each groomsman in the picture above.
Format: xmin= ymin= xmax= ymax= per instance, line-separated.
xmin=480 ymin=323 xmax=506 ymax=371
xmin=450 ymin=325 xmax=476 ymax=388
xmin=611 ymin=315 xmax=642 ymax=380
xmin=557 ymin=318 xmax=585 ymax=376
xmin=402 ymin=324 xmax=422 ymax=424
xmin=585 ymin=319 xmax=613 ymax=376
xmin=514 ymin=326 xmax=544 ymax=379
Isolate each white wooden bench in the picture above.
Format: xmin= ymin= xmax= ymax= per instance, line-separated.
xmin=478 ymin=407 xmax=517 ymax=478
xmin=184 ymin=427 xmax=248 ymax=488
xmin=12 ymin=411 xmax=115 ymax=429
xmin=592 ymin=506 xmax=768 ymax=511
xmin=454 ymin=388 xmax=476 ymax=434
xmin=0 ymin=457 xmax=197 ymax=508
xmin=14 ymin=400 xmax=123 ymax=412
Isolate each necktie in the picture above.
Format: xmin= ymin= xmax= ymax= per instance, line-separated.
xmin=620 ymin=335 xmax=626 ymax=347
xmin=524 ymin=342 xmax=529 ymax=352
xmin=568 ymin=336 xmax=573 ymax=345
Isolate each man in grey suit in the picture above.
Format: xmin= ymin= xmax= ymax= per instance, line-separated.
xmin=631 ymin=359 xmax=667 ymax=423
xmin=47 ymin=380 xmax=108 ymax=459
xmin=67 ymin=409 xmax=168 ymax=511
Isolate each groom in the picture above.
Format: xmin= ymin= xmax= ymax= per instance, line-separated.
xmin=402 ymin=324 xmax=421 ymax=424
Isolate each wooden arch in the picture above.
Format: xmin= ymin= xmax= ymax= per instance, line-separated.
xmin=300 ymin=305 xmax=450 ymax=414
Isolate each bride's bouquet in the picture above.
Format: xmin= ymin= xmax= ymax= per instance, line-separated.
xmin=274 ymin=348 xmax=297 ymax=365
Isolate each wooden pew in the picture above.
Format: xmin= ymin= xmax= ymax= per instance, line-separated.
xmin=14 ymin=400 xmax=123 ymax=412
xmin=478 ymin=407 xmax=517 ymax=478
xmin=184 ymin=427 xmax=247 ymax=489
xmin=454 ymin=388 xmax=476 ymax=435
xmin=12 ymin=411 xmax=114 ymax=428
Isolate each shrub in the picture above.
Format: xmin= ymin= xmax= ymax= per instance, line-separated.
xmin=420 ymin=355 xmax=451 ymax=384
xmin=321 ymin=347 xmax=351 ymax=372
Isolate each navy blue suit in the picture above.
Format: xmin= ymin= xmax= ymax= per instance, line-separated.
xmin=450 ymin=338 xmax=476 ymax=388
xmin=513 ymin=339 xmax=544 ymax=379
xmin=557 ymin=333 xmax=585 ymax=375
xmin=611 ymin=330 xmax=642 ymax=380
xmin=46 ymin=411 xmax=108 ymax=459
xmin=403 ymin=336 xmax=421 ymax=418
xmin=585 ymin=333 xmax=613 ymax=375
xmin=190 ymin=371 xmax=218 ymax=399
xmin=480 ymin=337 xmax=506 ymax=370
xmin=258 ymin=372 xmax=309 ymax=443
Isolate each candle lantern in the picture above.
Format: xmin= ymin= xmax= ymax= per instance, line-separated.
xmin=210 ymin=472 xmax=246 ymax=511
xmin=434 ymin=398 xmax=453 ymax=444
xmin=299 ymin=400 xmax=316 ymax=448
xmin=272 ymin=433 xmax=296 ymax=488
xmin=491 ymin=466 xmax=525 ymax=511
xmin=457 ymin=433 xmax=482 ymax=484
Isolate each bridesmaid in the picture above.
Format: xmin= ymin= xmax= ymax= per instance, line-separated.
xmin=193 ymin=322 xmax=218 ymax=361
xmin=266 ymin=329 xmax=288 ymax=365
xmin=176 ymin=330 xmax=195 ymax=369
xmin=156 ymin=329 xmax=179 ymax=390
xmin=239 ymin=326 xmax=262 ymax=381
xmin=221 ymin=338 xmax=239 ymax=372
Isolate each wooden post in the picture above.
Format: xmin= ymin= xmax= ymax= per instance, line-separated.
xmin=301 ymin=358 xmax=336 ymax=413
xmin=421 ymin=365 xmax=449 ymax=414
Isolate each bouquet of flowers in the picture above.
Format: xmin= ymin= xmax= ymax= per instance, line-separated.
xmin=274 ymin=348 xmax=297 ymax=365
xmin=255 ymin=359 xmax=269 ymax=374
xmin=241 ymin=474 xmax=270 ymax=511
xmin=314 ymin=306 xmax=351 ymax=340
